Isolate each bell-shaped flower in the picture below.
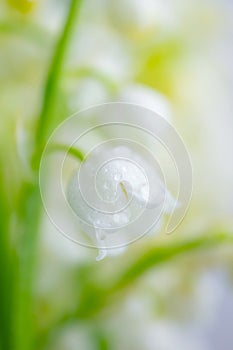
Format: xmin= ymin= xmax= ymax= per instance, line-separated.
xmin=67 ymin=145 xmax=176 ymax=260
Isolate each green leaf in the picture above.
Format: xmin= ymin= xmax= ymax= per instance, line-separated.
xmin=39 ymin=231 xmax=233 ymax=349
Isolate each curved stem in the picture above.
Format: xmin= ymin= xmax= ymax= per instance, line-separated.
xmin=66 ymin=66 xmax=119 ymax=94
xmin=35 ymin=0 xmax=83 ymax=152
xmin=47 ymin=143 xmax=85 ymax=162
xmin=112 ymin=231 xmax=233 ymax=291
xmin=37 ymin=230 xmax=233 ymax=348
xmin=74 ymin=231 xmax=233 ymax=319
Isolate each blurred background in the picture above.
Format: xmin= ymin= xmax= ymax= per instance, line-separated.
xmin=0 ymin=0 xmax=233 ymax=349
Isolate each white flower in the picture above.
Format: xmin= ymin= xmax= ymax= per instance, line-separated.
xmin=106 ymin=0 xmax=178 ymax=34
xmin=67 ymin=145 xmax=175 ymax=261
xmin=118 ymin=84 xmax=173 ymax=121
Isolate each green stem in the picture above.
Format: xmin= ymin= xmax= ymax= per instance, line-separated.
xmin=66 ymin=66 xmax=119 ymax=94
xmin=35 ymin=0 xmax=83 ymax=151
xmin=47 ymin=143 xmax=85 ymax=162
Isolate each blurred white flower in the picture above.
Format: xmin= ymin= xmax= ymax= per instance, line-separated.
xmin=106 ymin=0 xmax=178 ymax=35
xmin=35 ymin=0 xmax=66 ymax=33
xmin=118 ymin=84 xmax=173 ymax=121
xmin=68 ymin=25 xmax=133 ymax=84
xmin=67 ymin=145 xmax=175 ymax=261
xmin=69 ymin=78 xmax=110 ymax=111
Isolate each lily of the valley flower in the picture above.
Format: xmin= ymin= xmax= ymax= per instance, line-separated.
xmin=67 ymin=145 xmax=175 ymax=261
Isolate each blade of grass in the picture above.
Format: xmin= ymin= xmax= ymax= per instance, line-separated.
xmin=14 ymin=1 xmax=83 ymax=350
xmin=0 ymin=163 xmax=13 ymax=350
xmin=13 ymin=182 xmax=42 ymax=350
